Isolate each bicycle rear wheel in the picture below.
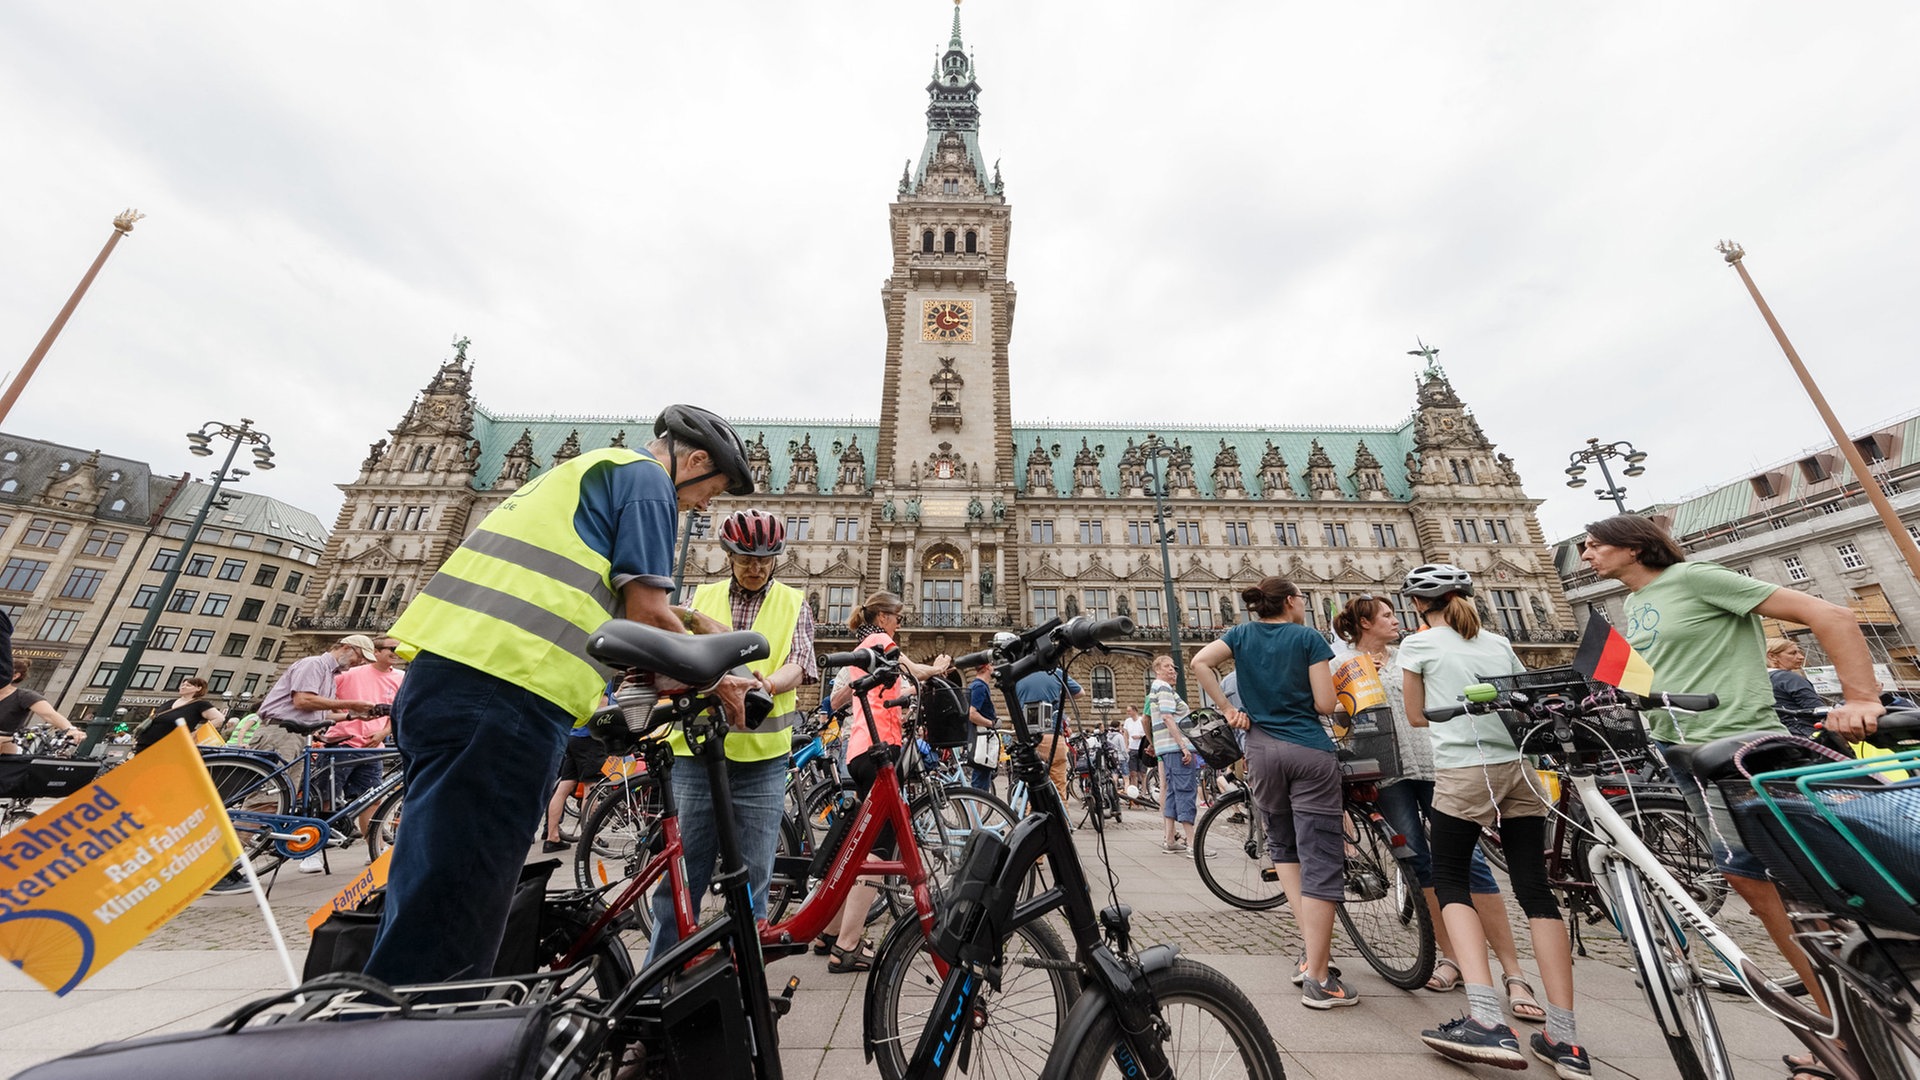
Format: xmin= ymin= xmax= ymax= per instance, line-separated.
xmin=1844 ymin=936 xmax=1920 ymax=1079
xmin=1192 ymin=788 xmax=1286 ymax=911
xmin=572 ymin=775 xmax=663 ymax=893
xmin=909 ymin=785 xmax=1022 ymax=892
xmin=365 ymin=787 xmax=404 ymax=860
xmin=1336 ymin=802 xmax=1434 ymax=989
xmin=1061 ymin=958 xmax=1285 ymax=1080
xmin=203 ymin=756 xmax=292 ymax=860
xmin=1605 ymin=856 xmax=1730 ymax=1080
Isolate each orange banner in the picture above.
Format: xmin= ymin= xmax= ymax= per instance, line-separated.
xmin=306 ymin=848 xmax=393 ymax=933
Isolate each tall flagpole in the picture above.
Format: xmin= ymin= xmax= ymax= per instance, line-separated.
xmin=1717 ymin=241 xmax=1920 ymax=587
xmin=0 ymin=209 xmax=145 ymax=426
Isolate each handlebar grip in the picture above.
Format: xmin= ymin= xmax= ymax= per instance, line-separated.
xmin=823 ymin=646 xmax=895 ymax=670
xmin=1643 ymin=692 xmax=1719 ymax=712
xmin=1423 ymin=704 xmax=1471 ymax=723
xmin=953 ymin=648 xmax=993 ymax=669
xmin=1058 ymin=615 xmax=1134 ymax=650
xmin=881 ymin=695 xmax=912 ymax=709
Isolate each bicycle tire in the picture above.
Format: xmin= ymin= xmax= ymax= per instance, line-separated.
xmin=908 ymin=785 xmax=1023 ymax=893
xmin=1579 ymin=792 xmax=1728 ymax=917
xmin=1060 ymin=957 xmax=1286 ymax=1080
xmin=573 ymin=774 xmax=664 ymax=894
xmin=1192 ymin=788 xmax=1286 ymax=911
xmin=365 ymin=787 xmax=404 ymax=860
xmin=1336 ymin=802 xmax=1435 ymax=990
xmin=2 ymin=805 xmax=36 ymax=835
xmin=864 ymin=910 xmax=1078 ymax=1080
xmin=1606 ymin=857 xmax=1730 ymax=1080
xmin=202 ymin=756 xmax=293 ymax=859
xmin=1843 ymin=936 xmax=1920 ymax=1079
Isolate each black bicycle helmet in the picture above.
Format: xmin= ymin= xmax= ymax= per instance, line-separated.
xmin=1402 ymin=563 xmax=1475 ymax=598
xmin=654 ymin=404 xmax=753 ymax=496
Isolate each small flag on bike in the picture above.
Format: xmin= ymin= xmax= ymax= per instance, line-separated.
xmin=0 ymin=728 xmax=244 ymax=995
xmin=1571 ymin=610 xmax=1655 ymax=696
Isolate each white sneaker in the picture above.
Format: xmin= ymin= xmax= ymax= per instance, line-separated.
xmin=297 ymin=854 xmax=326 ymax=874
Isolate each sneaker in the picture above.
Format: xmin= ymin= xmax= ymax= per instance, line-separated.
xmin=296 ymin=854 xmax=326 ymax=874
xmin=1300 ymin=973 xmax=1360 ymax=1009
xmin=1290 ymin=956 xmax=1342 ymax=986
xmin=1162 ymin=842 xmax=1185 ymax=854
xmin=1530 ymin=1032 xmax=1592 ymax=1079
xmin=1420 ymin=1016 xmax=1526 ymax=1070
xmin=541 ymin=839 xmax=570 ymax=853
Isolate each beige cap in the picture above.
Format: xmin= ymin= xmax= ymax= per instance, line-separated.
xmin=338 ymin=634 xmax=379 ymax=662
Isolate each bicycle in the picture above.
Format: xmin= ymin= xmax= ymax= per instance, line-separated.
xmin=876 ymin=614 xmax=1284 ymax=1079
xmin=198 ymin=729 xmax=406 ymax=889
xmin=1068 ymin=727 xmax=1123 ymax=826
xmin=1428 ymin=676 xmax=1920 ymax=1080
xmin=1 ymin=729 xmax=101 ymax=834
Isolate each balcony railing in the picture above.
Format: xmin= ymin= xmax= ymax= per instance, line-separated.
xmin=1507 ymin=628 xmax=1580 ymax=645
xmin=293 ymin=613 xmax=391 ymax=633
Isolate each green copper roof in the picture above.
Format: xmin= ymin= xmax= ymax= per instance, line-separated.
xmin=1666 ymin=411 xmax=1920 ymax=536
xmin=1011 ymin=420 xmax=1421 ymax=500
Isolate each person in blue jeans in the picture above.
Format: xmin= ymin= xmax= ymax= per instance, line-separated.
xmin=1147 ymin=653 xmax=1202 ymax=853
xmin=1331 ymin=596 xmax=1542 ymax=1018
xmin=965 ymin=659 xmax=999 ymax=792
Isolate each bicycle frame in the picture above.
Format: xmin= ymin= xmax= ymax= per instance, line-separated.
xmin=210 ymin=744 xmax=402 ymax=860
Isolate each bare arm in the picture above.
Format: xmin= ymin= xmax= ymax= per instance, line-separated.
xmin=292 ymin=691 xmax=378 ymax=713
xmin=1754 ymin=589 xmax=1886 ymax=738
xmin=1307 ymin=661 xmax=1337 ymax=717
xmin=623 ymin=581 xmax=690 ymax=633
xmin=29 ymin=699 xmax=80 ymax=737
xmin=1403 ymin=669 xmax=1428 ymax=728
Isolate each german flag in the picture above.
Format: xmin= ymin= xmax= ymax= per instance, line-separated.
xmin=1572 ymin=610 xmax=1655 ymax=696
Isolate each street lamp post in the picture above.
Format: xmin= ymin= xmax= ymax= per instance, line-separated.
xmin=1564 ymin=437 xmax=1648 ymax=515
xmin=76 ymin=419 xmax=275 ymax=755
xmin=1143 ymin=440 xmax=1188 ymax=700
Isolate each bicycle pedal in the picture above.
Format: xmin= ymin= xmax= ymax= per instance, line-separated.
xmin=770 ymin=976 xmax=800 ymax=1017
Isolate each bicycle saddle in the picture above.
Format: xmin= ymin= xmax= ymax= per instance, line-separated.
xmin=1664 ymin=732 xmax=1822 ymax=787
xmin=587 ymin=620 xmax=770 ymax=686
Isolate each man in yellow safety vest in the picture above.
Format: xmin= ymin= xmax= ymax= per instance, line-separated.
xmin=649 ymin=508 xmax=816 ymax=955
xmin=365 ymin=404 xmax=755 ymax=985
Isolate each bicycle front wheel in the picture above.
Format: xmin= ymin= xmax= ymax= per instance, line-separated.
xmin=1062 ymin=958 xmax=1285 ymax=1080
xmin=865 ymin=912 xmax=1077 ymax=1080
xmin=202 ymin=755 xmax=292 ymax=860
xmin=1606 ymin=857 xmax=1731 ymax=1080
xmin=573 ymin=775 xmax=664 ymax=893
xmin=1192 ymin=788 xmax=1286 ymax=911
xmin=365 ymin=788 xmax=404 ymax=860
xmin=909 ymin=785 xmax=1021 ymax=892
xmin=1336 ymin=802 xmax=1435 ymax=989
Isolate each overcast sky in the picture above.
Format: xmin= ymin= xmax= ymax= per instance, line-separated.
xmin=4 ymin=1 xmax=1917 ymax=545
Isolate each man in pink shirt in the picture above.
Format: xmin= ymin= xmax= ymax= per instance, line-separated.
xmin=300 ymin=635 xmax=405 ymax=872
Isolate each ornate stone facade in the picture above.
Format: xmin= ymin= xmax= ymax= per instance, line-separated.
xmin=294 ymin=11 xmax=1576 ymax=715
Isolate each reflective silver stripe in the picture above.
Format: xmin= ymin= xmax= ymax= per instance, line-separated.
xmin=460 ymin=530 xmax=617 ymax=615
xmin=755 ymin=709 xmax=801 ymax=735
xmin=421 ymin=574 xmax=609 ymax=674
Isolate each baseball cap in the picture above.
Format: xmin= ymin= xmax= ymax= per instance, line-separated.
xmin=338 ymin=634 xmax=379 ymax=662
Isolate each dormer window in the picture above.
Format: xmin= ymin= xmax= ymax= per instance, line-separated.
xmin=1 ymin=451 xmax=16 ymax=462
xmin=56 ymin=461 xmax=71 ymax=473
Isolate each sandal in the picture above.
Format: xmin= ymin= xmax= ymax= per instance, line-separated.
xmin=1426 ymin=957 xmax=1462 ymax=992
xmin=810 ymin=932 xmax=838 ymax=957
xmin=1504 ymin=974 xmax=1546 ymax=1023
xmin=1783 ymin=1053 xmax=1838 ymax=1080
xmin=827 ymin=939 xmax=874 ymax=974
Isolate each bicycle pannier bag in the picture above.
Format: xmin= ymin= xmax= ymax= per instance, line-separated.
xmin=918 ymin=675 xmax=971 ymax=749
xmin=1179 ymin=710 xmax=1243 ymax=769
xmin=970 ymin=730 xmax=1002 ymax=770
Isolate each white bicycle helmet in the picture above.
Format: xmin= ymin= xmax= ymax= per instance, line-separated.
xmin=1402 ymin=563 xmax=1475 ymax=598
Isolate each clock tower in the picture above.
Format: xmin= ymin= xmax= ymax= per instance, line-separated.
xmin=869 ymin=1 xmax=1019 ymax=622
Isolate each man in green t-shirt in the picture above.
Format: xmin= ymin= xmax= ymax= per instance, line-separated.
xmin=1580 ymin=513 xmax=1883 ymax=1048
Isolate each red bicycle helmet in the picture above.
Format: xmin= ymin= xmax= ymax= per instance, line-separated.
xmin=719 ymin=509 xmax=786 ymax=557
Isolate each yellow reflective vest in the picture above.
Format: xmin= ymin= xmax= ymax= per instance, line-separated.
xmin=390 ymin=448 xmax=661 ymax=721
xmin=664 ymin=578 xmax=803 ymax=762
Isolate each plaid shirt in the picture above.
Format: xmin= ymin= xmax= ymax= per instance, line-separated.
xmin=729 ymin=581 xmax=818 ymax=686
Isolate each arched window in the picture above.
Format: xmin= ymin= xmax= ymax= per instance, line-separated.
xmin=943 ymin=230 xmax=956 ymax=254
xmin=1091 ymin=664 xmax=1115 ymax=703
xmin=964 ymin=230 xmax=977 ymax=254
xmin=922 ymin=230 xmax=934 ymax=254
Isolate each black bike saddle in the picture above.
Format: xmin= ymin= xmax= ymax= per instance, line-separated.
xmin=587 ymin=620 xmax=770 ymax=686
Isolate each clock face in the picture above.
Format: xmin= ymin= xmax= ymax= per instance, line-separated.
xmin=921 ymin=299 xmax=974 ymax=343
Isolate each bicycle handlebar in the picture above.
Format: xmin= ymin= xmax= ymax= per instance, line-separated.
xmin=822 ymin=645 xmax=897 ymax=671
xmin=1424 ymin=687 xmax=1720 ymax=725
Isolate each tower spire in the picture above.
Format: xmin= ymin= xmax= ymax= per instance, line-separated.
xmin=910 ymin=1 xmax=997 ymax=196
xmin=950 ymin=0 xmax=964 ymax=49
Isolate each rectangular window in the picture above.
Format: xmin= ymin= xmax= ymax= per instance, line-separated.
xmin=254 ymin=638 xmax=277 ymax=661
xmin=269 ymin=603 xmax=291 ymax=627
xmin=1909 ymin=525 xmax=1920 ymax=546
xmin=240 ymin=673 xmax=260 ymax=695
xmin=165 ymin=667 xmax=197 ymax=692
xmin=1084 ymin=588 xmax=1111 ymax=621
xmin=90 ymin=663 xmax=120 ymax=688
xmin=152 ymin=548 xmax=180 ymax=572
xmin=1393 ymin=595 xmax=1420 ymax=633
xmin=401 ymin=506 xmax=428 ymax=530
xmin=36 ymin=609 xmax=84 ymax=643
xmin=1185 ymin=590 xmax=1215 ymax=629
xmin=1299 ymin=593 xmax=1319 ymax=629
xmin=1372 ymin=523 xmax=1399 ymax=548
xmin=200 ymin=529 xmax=223 ymax=545
xmin=1077 ymin=520 xmax=1104 ymax=545
xmin=253 ymin=565 xmax=279 ymax=588
xmin=350 ymin=577 xmax=388 ymax=625
xmin=283 ymin=571 xmax=304 ymax=594
xmin=1030 ymin=520 xmax=1055 ymax=544
xmin=784 ymin=516 xmax=811 ymax=541
xmin=231 ymin=533 xmax=252 ymax=549
xmin=60 ymin=566 xmax=106 ymax=600
xmin=1031 ymin=589 xmax=1059 ymax=624
xmin=368 ymin=505 xmax=393 ymax=530
xmin=1323 ymin=523 xmax=1351 ymax=547
xmin=0 ymin=557 xmax=50 ymax=593
xmin=920 ymin=578 xmax=963 ymax=622
xmin=1855 ymin=437 xmax=1887 ymax=464
xmin=20 ymin=518 xmax=72 ymax=550
xmin=222 ymin=633 xmax=249 ymax=657
xmin=237 ymin=597 xmax=263 ymax=622
xmin=165 ymin=588 xmax=199 ymax=613
xmin=81 ymin=528 xmax=128 ymax=558
xmin=1454 ymin=519 xmax=1481 ymax=544
xmin=201 ymin=593 xmax=232 ymax=617
xmin=149 ymin=626 xmax=180 ymax=651
xmin=1751 ymin=475 xmax=1777 ymax=499
xmin=826 ymin=586 xmax=854 ymax=625
xmin=1800 ymin=456 xmax=1829 ymax=483
xmin=1126 ymin=521 xmax=1154 ymax=546
xmin=1273 ymin=522 xmax=1300 ymax=547
xmin=1837 ymin=542 xmax=1866 ymax=570
xmin=131 ymin=584 xmax=160 ymax=609
xmin=1133 ymin=590 xmax=1163 ymax=628
xmin=183 ymin=628 xmax=214 ymax=653
xmin=261 ymin=538 xmax=281 ymax=555
xmin=111 ymin=621 xmax=141 ymax=647
xmin=218 ymin=558 xmax=247 ymax=581
xmin=208 ymin=670 xmax=233 ymax=694
xmin=1174 ymin=521 xmax=1201 ymax=545
xmin=166 ymin=522 xmax=190 ymax=539
xmin=1881 ymin=478 xmax=1902 ymax=497
xmin=129 ymin=665 xmax=163 ymax=691
xmin=1490 ymin=589 xmax=1527 ymax=637
xmin=1818 ymin=500 xmax=1844 ymax=516
xmin=1223 ymin=522 xmax=1250 ymax=546
xmin=833 ymin=517 xmax=861 ymax=542
xmin=1485 ymin=519 xmax=1514 ymax=543
xmin=183 ymin=553 xmax=214 ymax=577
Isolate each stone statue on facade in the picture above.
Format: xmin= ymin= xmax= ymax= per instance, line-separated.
xmin=881 ymin=498 xmax=896 ymax=522
xmin=979 ymin=568 xmax=995 ymax=604
xmin=905 ymin=496 xmax=922 ymax=523
xmin=889 ymin=566 xmax=905 ymax=596
xmin=991 ymin=498 xmax=1005 ymax=522
xmin=325 ymin=586 xmax=346 ymax=613
xmin=1065 ymin=594 xmax=1080 ymax=618
xmin=363 ymin=439 xmax=387 ymax=471
xmin=967 ymin=496 xmax=984 ymax=521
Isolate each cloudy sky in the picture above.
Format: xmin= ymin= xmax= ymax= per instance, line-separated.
xmin=3 ymin=1 xmax=1916 ymax=544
